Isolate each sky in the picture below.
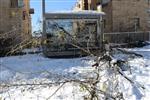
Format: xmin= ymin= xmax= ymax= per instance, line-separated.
xmin=30 ymin=0 xmax=77 ymax=32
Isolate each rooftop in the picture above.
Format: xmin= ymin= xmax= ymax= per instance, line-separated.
xmin=44 ymin=10 xmax=105 ymax=19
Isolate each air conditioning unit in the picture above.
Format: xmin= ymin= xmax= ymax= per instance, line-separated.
xmin=29 ymin=8 xmax=34 ymax=14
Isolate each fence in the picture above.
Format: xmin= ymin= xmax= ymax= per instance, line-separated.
xmin=104 ymin=31 xmax=150 ymax=43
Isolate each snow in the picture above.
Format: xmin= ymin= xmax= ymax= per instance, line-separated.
xmin=0 ymin=54 xmax=94 ymax=100
xmin=47 ymin=10 xmax=105 ymax=15
xmin=0 ymin=44 xmax=150 ymax=100
xmin=117 ymin=45 xmax=150 ymax=100
xmin=22 ymin=48 xmax=42 ymax=53
xmin=0 ymin=54 xmax=93 ymax=82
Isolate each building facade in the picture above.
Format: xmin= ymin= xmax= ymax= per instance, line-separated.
xmin=0 ymin=0 xmax=34 ymax=54
xmin=22 ymin=0 xmax=33 ymax=39
xmin=74 ymin=0 xmax=150 ymax=33
xmin=73 ymin=0 xmax=99 ymax=11
xmin=103 ymin=0 xmax=150 ymax=33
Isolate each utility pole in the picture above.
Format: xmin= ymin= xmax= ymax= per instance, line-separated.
xmin=42 ymin=0 xmax=46 ymax=52
xmin=42 ymin=0 xmax=46 ymax=36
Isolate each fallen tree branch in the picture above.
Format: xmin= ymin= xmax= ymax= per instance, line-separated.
xmin=0 ymin=79 xmax=91 ymax=88
xmin=117 ymin=68 xmax=145 ymax=90
xmin=46 ymin=82 xmax=66 ymax=100
xmin=116 ymin=48 xmax=143 ymax=57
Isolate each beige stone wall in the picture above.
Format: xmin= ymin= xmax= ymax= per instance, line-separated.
xmin=0 ymin=0 xmax=23 ymax=45
xmin=0 ymin=0 xmax=32 ymax=51
xmin=0 ymin=0 xmax=22 ymax=34
xmin=111 ymin=0 xmax=150 ymax=32
xmin=102 ymin=2 xmax=113 ymax=33
xmin=74 ymin=0 xmax=98 ymax=10
xmin=22 ymin=0 xmax=31 ymax=40
xmin=88 ymin=0 xmax=97 ymax=10
xmin=0 ymin=0 xmax=11 ymax=33
xmin=0 ymin=0 xmax=31 ymax=39
xmin=73 ymin=0 xmax=83 ymax=11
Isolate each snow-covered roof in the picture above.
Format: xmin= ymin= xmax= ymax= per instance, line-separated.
xmin=44 ymin=10 xmax=105 ymax=19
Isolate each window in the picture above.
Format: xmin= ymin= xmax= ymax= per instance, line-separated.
xmin=97 ymin=0 xmax=101 ymax=4
xmin=148 ymin=0 xmax=150 ymax=5
xmin=103 ymin=19 xmax=106 ymax=29
xmin=133 ymin=17 xmax=140 ymax=31
xmin=18 ymin=0 xmax=24 ymax=8
xmin=78 ymin=4 xmax=80 ymax=8
xmin=23 ymin=11 xmax=26 ymax=20
xmin=134 ymin=18 xmax=140 ymax=27
xmin=10 ymin=0 xmax=24 ymax=8
xmin=84 ymin=0 xmax=88 ymax=10
xmin=10 ymin=0 xmax=18 ymax=8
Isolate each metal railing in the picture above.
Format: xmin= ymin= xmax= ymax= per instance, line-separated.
xmin=104 ymin=31 xmax=150 ymax=43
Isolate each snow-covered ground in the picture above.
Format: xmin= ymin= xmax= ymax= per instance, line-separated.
xmin=117 ymin=46 xmax=150 ymax=100
xmin=0 ymin=54 xmax=95 ymax=100
xmin=0 ymin=44 xmax=150 ymax=100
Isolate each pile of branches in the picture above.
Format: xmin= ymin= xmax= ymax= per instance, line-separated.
xmin=89 ymin=43 xmax=145 ymax=100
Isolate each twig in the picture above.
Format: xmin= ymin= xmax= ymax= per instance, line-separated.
xmin=117 ymin=48 xmax=143 ymax=57
xmin=118 ymin=68 xmax=145 ymax=90
xmin=0 ymin=80 xmax=90 ymax=88
xmin=46 ymin=82 xmax=66 ymax=100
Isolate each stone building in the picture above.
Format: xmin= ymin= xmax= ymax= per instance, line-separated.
xmin=22 ymin=0 xmax=34 ymax=39
xmin=0 ymin=0 xmax=34 ymax=54
xmin=103 ymin=0 xmax=150 ymax=33
xmin=74 ymin=0 xmax=150 ymax=33
xmin=73 ymin=0 xmax=99 ymax=11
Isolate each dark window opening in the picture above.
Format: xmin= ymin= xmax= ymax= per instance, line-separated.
xmin=148 ymin=0 xmax=150 ymax=5
xmin=133 ymin=17 xmax=140 ymax=31
xmin=78 ymin=4 xmax=80 ymax=8
xmin=84 ymin=0 xmax=88 ymax=10
xmin=103 ymin=19 xmax=106 ymax=29
xmin=23 ymin=11 xmax=26 ymax=20
xmin=134 ymin=18 xmax=140 ymax=27
xmin=10 ymin=0 xmax=18 ymax=8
